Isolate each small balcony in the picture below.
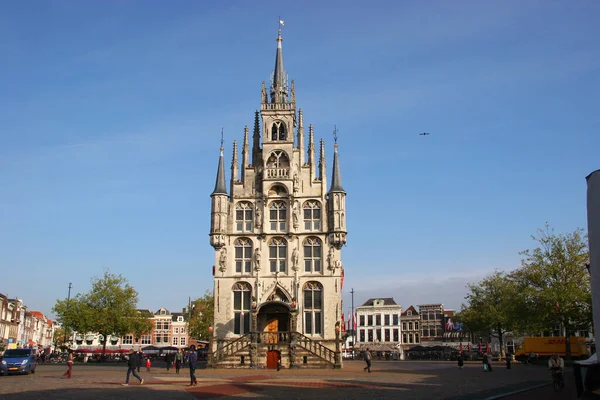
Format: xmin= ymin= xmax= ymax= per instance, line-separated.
xmin=266 ymin=168 xmax=289 ymax=179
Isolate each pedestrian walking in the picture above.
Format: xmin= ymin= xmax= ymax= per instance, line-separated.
xmin=137 ymin=349 xmax=143 ymax=372
xmin=175 ymin=349 xmax=184 ymax=374
xmin=457 ymin=352 xmax=464 ymax=369
xmin=483 ymin=353 xmax=493 ymax=372
xmin=363 ymin=348 xmax=372 ymax=373
xmin=165 ymin=352 xmax=172 ymax=371
xmin=145 ymin=357 xmax=151 ymax=372
xmin=506 ymin=353 xmax=512 ymax=370
xmin=123 ymin=349 xmax=144 ymax=386
xmin=187 ymin=345 xmax=198 ymax=386
xmin=62 ymin=350 xmax=73 ymax=379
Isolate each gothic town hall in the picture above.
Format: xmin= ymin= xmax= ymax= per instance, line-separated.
xmin=208 ymin=28 xmax=348 ymax=369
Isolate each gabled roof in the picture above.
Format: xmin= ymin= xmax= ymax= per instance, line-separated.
xmin=361 ymin=298 xmax=397 ymax=307
xmin=171 ymin=312 xmax=187 ymax=322
xmin=402 ymin=305 xmax=419 ymax=316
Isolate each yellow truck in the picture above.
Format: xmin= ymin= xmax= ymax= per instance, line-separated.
xmin=514 ymin=336 xmax=588 ymax=363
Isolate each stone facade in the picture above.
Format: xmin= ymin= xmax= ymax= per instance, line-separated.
xmin=208 ymin=27 xmax=347 ymax=368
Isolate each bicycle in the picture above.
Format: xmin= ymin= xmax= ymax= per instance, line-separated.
xmin=551 ymin=367 xmax=564 ymax=392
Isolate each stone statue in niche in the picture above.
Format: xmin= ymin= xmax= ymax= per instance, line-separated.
xmin=255 ymin=205 xmax=263 ymax=229
xmin=219 ymin=248 xmax=227 ymax=272
xmin=291 ymin=247 xmax=299 ymax=271
xmin=327 ymin=247 xmax=335 ymax=270
xmin=293 ymin=173 xmax=299 ymax=194
xmin=253 ymin=248 xmax=261 ymax=272
xmin=292 ymin=202 xmax=300 ymax=230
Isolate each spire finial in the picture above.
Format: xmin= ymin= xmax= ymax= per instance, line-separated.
xmin=278 ymin=17 xmax=284 ymax=40
xmin=333 ymin=125 xmax=339 ymax=145
xmin=220 ymin=127 xmax=224 ymax=149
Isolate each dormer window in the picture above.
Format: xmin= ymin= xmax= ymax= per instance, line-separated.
xmin=271 ymin=121 xmax=287 ymax=141
xmin=177 ymin=316 xmax=184 ymax=322
xmin=407 ymin=310 xmax=412 ymax=316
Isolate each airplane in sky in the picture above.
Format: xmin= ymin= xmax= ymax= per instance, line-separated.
xmin=419 ymin=132 xmax=430 ymax=136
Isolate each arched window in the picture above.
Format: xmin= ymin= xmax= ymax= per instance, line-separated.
xmin=234 ymin=238 xmax=252 ymax=274
xmin=268 ymin=237 xmax=287 ymax=273
xmin=303 ymin=200 xmax=321 ymax=231
xmin=269 ymin=201 xmax=287 ymax=232
xmin=233 ymin=282 xmax=252 ymax=334
xmin=303 ymin=237 xmax=322 ymax=273
xmin=303 ymin=281 xmax=323 ymax=335
xmin=271 ymin=121 xmax=287 ymax=141
xmin=235 ymin=202 xmax=253 ymax=232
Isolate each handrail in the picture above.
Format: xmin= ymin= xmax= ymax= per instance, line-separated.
xmin=293 ymin=332 xmax=336 ymax=365
xmin=212 ymin=334 xmax=251 ymax=362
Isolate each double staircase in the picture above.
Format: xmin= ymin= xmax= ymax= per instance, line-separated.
xmin=209 ymin=331 xmax=341 ymax=369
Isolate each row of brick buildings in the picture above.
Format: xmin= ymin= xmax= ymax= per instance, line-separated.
xmin=68 ymin=307 xmax=194 ymax=352
xmin=343 ymin=299 xmax=460 ymax=353
xmin=0 ymin=294 xmax=55 ymax=351
xmin=344 ymin=298 xmax=594 ymax=355
xmin=0 ymin=292 xmax=195 ymax=353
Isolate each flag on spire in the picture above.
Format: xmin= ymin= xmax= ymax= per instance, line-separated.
xmin=279 ymin=19 xmax=284 ymax=26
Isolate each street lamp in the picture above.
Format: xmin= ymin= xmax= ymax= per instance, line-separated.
xmin=63 ymin=283 xmax=72 ymax=349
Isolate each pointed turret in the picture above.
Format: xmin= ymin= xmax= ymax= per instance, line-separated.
xmin=252 ymin=111 xmax=261 ymax=165
xmin=210 ymin=142 xmax=229 ymax=249
xmin=327 ymin=135 xmax=347 ymax=249
xmin=297 ymin=109 xmax=305 ymax=165
xmin=329 ymin=143 xmax=345 ymax=193
xmin=230 ymin=140 xmax=238 ymax=194
xmin=212 ymin=146 xmax=228 ymax=196
xmin=241 ymin=126 xmax=249 ymax=183
xmin=270 ymin=27 xmax=288 ymax=103
xmin=308 ymin=124 xmax=315 ymax=183
xmin=319 ymin=138 xmax=326 ymax=181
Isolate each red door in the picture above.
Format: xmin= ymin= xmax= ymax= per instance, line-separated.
xmin=266 ymin=350 xmax=279 ymax=369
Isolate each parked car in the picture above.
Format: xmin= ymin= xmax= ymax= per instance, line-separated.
xmin=0 ymin=348 xmax=38 ymax=375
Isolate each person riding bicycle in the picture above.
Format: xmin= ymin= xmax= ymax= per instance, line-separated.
xmin=548 ymin=353 xmax=564 ymax=388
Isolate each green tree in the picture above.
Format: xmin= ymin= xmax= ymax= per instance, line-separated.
xmin=455 ymin=270 xmax=522 ymax=355
xmin=513 ymin=225 xmax=591 ymax=360
xmin=188 ymin=290 xmax=215 ymax=340
xmin=52 ymin=270 xmax=152 ymax=359
xmin=52 ymin=326 xmax=72 ymax=350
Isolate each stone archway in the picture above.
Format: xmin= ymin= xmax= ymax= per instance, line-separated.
xmin=256 ymin=301 xmax=291 ymax=344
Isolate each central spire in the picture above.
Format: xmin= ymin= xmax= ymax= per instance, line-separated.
xmin=270 ymin=20 xmax=288 ymax=103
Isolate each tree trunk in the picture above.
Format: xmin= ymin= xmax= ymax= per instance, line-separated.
xmin=565 ymin=323 xmax=572 ymax=363
xmin=496 ymin=326 xmax=504 ymax=357
xmin=102 ymin=337 xmax=107 ymax=363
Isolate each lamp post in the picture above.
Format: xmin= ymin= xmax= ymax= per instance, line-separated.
xmin=63 ymin=283 xmax=72 ymax=349
xmin=207 ymin=326 xmax=214 ymax=367
xmin=335 ymin=321 xmax=342 ymax=368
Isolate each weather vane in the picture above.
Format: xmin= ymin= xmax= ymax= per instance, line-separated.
xmin=333 ymin=125 xmax=339 ymax=144
xmin=220 ymin=127 xmax=224 ymax=148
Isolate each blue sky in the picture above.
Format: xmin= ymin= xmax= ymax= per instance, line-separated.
xmin=1 ymin=1 xmax=598 ymax=318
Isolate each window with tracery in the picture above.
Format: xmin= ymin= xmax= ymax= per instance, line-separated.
xmin=234 ymin=238 xmax=252 ymax=274
xmin=303 ymin=281 xmax=323 ymax=335
xmin=303 ymin=200 xmax=321 ymax=231
xmin=269 ymin=237 xmax=287 ymax=273
xmin=269 ymin=201 xmax=287 ymax=232
xmin=233 ymin=282 xmax=252 ymax=334
xmin=271 ymin=121 xmax=287 ymax=141
xmin=265 ymin=150 xmax=290 ymax=169
xmin=235 ymin=202 xmax=253 ymax=232
xmin=303 ymin=237 xmax=322 ymax=273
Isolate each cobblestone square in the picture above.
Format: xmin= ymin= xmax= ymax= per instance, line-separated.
xmin=0 ymin=360 xmax=585 ymax=399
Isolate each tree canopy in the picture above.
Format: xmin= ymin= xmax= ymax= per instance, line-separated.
xmin=188 ymin=290 xmax=214 ymax=340
xmin=512 ymin=225 xmax=591 ymax=357
xmin=52 ymin=270 xmax=152 ymax=358
xmin=457 ymin=225 xmax=591 ymax=358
